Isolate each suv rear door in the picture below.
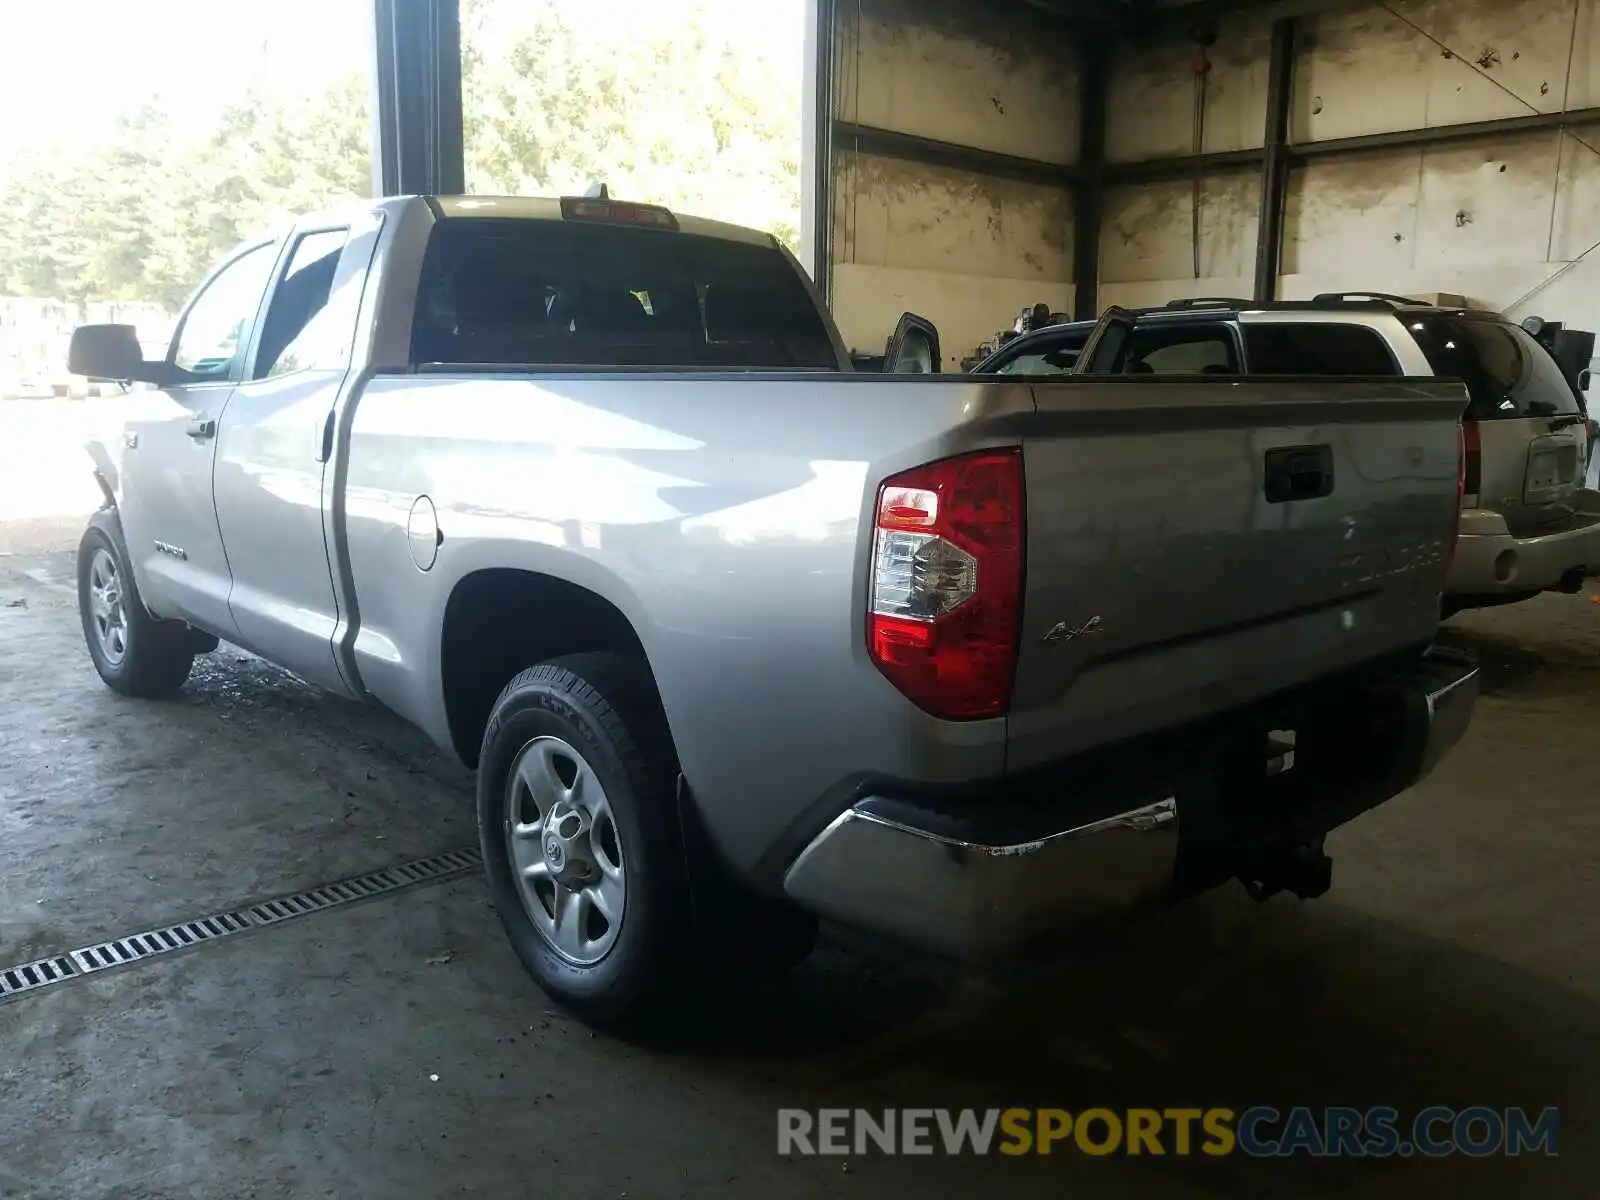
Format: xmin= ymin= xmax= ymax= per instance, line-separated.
xmin=1410 ymin=315 xmax=1588 ymax=534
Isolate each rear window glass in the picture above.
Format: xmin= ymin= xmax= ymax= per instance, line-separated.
xmin=411 ymin=218 xmax=837 ymax=369
xmin=1410 ymin=315 xmax=1581 ymax=419
xmin=1242 ymin=324 xmax=1399 ymax=375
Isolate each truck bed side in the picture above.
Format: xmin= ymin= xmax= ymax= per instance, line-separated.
xmin=335 ymin=369 xmax=1463 ymax=886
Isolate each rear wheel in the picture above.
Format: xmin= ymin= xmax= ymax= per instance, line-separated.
xmin=77 ymin=516 xmax=195 ymax=698
xmin=477 ymin=654 xmax=691 ymax=1030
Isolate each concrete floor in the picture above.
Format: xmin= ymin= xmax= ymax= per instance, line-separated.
xmin=1 ymin=504 xmax=1598 ymax=1198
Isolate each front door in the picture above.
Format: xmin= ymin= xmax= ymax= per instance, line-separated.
xmin=213 ymin=217 xmax=380 ymax=693
xmin=1070 ymin=305 xmax=1138 ymax=374
xmin=117 ymin=241 xmax=279 ymax=635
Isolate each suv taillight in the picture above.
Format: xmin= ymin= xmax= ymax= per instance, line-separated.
xmin=867 ymin=449 xmax=1024 ymax=720
xmin=1461 ymin=417 xmax=1481 ymax=498
xmin=1445 ymin=421 xmax=1466 ymax=579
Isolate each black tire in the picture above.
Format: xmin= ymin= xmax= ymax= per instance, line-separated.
xmin=477 ymin=653 xmax=692 ymax=1031
xmin=77 ymin=512 xmax=196 ymax=699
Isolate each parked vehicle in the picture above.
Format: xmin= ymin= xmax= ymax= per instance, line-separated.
xmin=975 ymin=294 xmax=1600 ymax=616
xmin=69 ymin=196 xmax=1476 ymax=1030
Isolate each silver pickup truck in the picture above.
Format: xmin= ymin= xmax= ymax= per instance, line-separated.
xmin=69 ymin=194 xmax=1478 ymax=1030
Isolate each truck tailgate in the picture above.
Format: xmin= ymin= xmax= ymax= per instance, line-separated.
xmin=1007 ymin=377 xmax=1467 ymax=772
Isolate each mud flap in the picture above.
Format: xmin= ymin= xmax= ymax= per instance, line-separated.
xmin=674 ymin=776 xmax=818 ymax=989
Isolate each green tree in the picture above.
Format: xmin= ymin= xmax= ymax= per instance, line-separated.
xmin=0 ymin=1 xmax=801 ymax=310
xmin=462 ymin=0 xmax=800 ymax=245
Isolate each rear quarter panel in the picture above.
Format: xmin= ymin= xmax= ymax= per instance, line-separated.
xmin=340 ymin=372 xmax=1034 ymax=879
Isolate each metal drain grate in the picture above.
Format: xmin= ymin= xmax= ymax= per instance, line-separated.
xmin=71 ymin=910 xmax=255 ymax=973
xmin=1 ymin=954 xmax=77 ymax=998
xmin=246 ymin=848 xmax=479 ymax=925
xmin=0 ymin=846 xmax=480 ymax=1004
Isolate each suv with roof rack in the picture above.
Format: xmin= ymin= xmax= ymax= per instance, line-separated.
xmin=972 ymin=292 xmax=1600 ymax=615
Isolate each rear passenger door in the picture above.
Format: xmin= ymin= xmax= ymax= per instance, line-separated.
xmin=211 ymin=213 xmax=383 ymax=693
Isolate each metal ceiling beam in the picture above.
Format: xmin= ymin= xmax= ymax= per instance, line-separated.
xmin=832 ymin=122 xmax=1082 ymax=187
xmin=1292 ymin=106 xmax=1600 ymax=159
xmin=1093 ymin=106 xmax=1600 ymax=188
xmin=1104 ymin=147 xmax=1267 ymax=183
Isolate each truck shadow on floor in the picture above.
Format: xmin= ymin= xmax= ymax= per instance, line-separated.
xmin=1438 ymin=622 xmax=1600 ymax=703
xmin=700 ymin=892 xmax=1597 ymax=1197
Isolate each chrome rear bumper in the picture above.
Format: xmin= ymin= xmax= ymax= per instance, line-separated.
xmin=782 ymin=649 xmax=1478 ymax=958
xmin=784 ymin=796 xmax=1179 ymax=957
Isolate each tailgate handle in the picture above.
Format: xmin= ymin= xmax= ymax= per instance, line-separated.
xmin=1264 ymin=444 xmax=1334 ymax=503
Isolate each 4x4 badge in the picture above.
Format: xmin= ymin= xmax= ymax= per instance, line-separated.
xmin=1043 ymin=615 xmax=1103 ymax=644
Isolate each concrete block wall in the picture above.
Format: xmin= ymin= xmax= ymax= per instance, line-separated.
xmin=1099 ymin=0 xmax=1600 ymax=346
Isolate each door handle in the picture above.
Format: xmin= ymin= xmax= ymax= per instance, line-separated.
xmin=1264 ymin=444 xmax=1334 ymax=503
xmin=186 ymin=417 xmax=217 ymax=441
xmin=316 ymin=408 xmax=335 ymax=463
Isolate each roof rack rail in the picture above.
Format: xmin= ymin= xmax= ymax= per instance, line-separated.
xmin=1309 ymin=291 xmax=1426 ymax=308
xmin=1163 ymin=296 xmax=1253 ymax=309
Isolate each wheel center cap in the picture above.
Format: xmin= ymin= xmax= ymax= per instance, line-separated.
xmin=542 ymin=801 xmax=593 ymax=887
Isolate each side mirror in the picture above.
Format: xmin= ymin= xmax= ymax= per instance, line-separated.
xmin=884 ymin=312 xmax=941 ymax=374
xmin=67 ymin=324 xmax=168 ymax=385
xmin=1580 ymin=370 xmax=1591 ymax=393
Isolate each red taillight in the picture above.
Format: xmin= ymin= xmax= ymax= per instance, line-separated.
xmin=1461 ymin=418 xmax=1481 ymax=498
xmin=867 ymin=449 xmax=1024 ymax=720
xmin=1445 ymin=420 xmax=1468 ymax=579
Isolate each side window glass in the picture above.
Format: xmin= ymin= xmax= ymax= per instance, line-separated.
xmin=1123 ymin=326 xmax=1236 ymax=374
xmin=1243 ymin=324 xmax=1399 ymax=375
xmin=254 ymin=229 xmax=350 ymax=380
xmin=172 ymin=244 xmax=278 ymax=379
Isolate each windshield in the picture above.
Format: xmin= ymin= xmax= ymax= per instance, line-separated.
xmin=983 ymin=333 xmax=1088 ymax=375
xmin=411 ymin=218 xmax=837 ymax=370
